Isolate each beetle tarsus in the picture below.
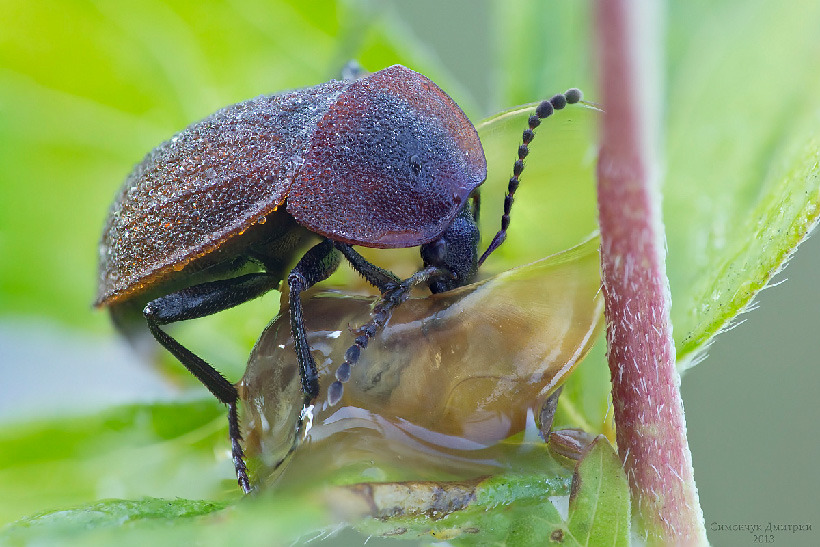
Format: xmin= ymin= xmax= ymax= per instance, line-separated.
xmin=229 ymin=401 xmax=252 ymax=494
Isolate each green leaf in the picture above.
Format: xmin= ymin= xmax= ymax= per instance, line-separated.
xmin=0 ymin=401 xmax=234 ymax=527
xmin=567 ymin=437 xmax=630 ymax=546
xmin=1 ymin=494 xmax=334 ymax=547
xmin=346 ymin=469 xmax=574 ymax=544
xmin=0 ymin=401 xmax=625 ymax=546
xmin=663 ymin=0 xmax=820 ymax=368
xmin=340 ymin=439 xmax=630 ymax=545
xmin=2 ymin=498 xmax=227 ymax=545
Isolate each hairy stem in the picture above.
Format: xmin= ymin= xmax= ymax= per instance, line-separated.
xmin=595 ymin=0 xmax=707 ymax=543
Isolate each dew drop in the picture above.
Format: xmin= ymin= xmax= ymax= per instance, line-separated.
xmin=409 ymin=154 xmax=422 ymax=175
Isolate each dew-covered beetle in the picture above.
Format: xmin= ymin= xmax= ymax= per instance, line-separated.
xmin=95 ymin=64 xmax=582 ymax=492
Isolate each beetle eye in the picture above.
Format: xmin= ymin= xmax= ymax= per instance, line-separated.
xmin=409 ymin=154 xmax=422 ymax=175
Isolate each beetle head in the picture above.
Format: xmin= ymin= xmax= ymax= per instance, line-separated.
xmin=420 ymin=201 xmax=479 ymax=294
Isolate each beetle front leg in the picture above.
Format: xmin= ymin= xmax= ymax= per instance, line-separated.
xmin=287 ymin=239 xmax=342 ymax=401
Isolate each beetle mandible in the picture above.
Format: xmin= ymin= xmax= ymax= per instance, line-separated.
xmin=95 ymin=64 xmax=582 ymax=493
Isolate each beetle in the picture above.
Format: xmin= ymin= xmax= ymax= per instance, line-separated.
xmin=95 ymin=64 xmax=582 ymax=493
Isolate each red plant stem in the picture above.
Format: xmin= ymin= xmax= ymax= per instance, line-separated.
xmin=595 ymin=0 xmax=706 ymax=543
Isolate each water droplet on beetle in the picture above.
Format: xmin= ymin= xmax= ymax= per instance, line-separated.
xmin=409 ymin=154 xmax=422 ymax=175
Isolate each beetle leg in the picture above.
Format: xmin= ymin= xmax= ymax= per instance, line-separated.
xmin=143 ymin=272 xmax=280 ymax=494
xmin=538 ymin=386 xmax=564 ymax=441
xmin=287 ymin=239 xmax=342 ymax=401
xmin=334 ymin=242 xmax=401 ymax=293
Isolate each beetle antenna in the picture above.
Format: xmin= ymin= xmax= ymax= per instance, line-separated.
xmin=477 ymin=88 xmax=583 ymax=266
xmin=326 ymin=266 xmax=444 ymax=406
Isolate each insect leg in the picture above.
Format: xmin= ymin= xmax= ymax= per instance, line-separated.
xmin=539 ymin=386 xmax=564 ymax=441
xmin=287 ymin=239 xmax=342 ymax=401
xmin=334 ymin=242 xmax=401 ymax=293
xmin=143 ymin=272 xmax=280 ymax=494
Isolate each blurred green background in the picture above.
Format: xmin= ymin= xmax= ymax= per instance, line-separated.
xmin=1 ymin=1 xmax=819 ymax=545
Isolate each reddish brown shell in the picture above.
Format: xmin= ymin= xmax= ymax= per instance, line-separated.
xmin=96 ymin=65 xmax=486 ymax=307
xmin=288 ymin=66 xmax=486 ymax=247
